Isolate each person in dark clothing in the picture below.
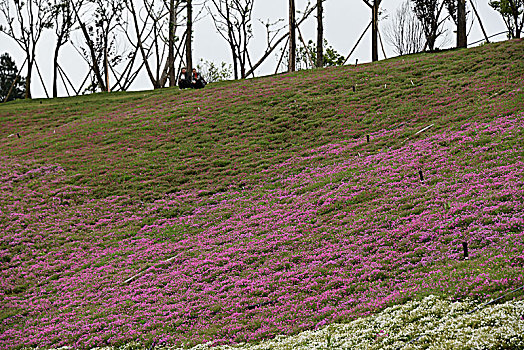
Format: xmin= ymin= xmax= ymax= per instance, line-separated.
xmin=178 ymin=68 xmax=191 ymax=89
xmin=190 ymin=68 xmax=206 ymax=89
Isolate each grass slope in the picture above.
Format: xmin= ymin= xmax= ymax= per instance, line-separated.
xmin=0 ymin=40 xmax=523 ymax=349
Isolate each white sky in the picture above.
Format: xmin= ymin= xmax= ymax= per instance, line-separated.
xmin=0 ymin=0 xmax=508 ymax=98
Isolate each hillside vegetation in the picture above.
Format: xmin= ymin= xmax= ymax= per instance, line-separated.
xmin=0 ymin=40 xmax=523 ymax=349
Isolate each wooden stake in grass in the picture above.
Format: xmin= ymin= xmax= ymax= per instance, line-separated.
xmin=463 ymin=242 xmax=469 ymax=260
xmin=418 ymin=170 xmax=424 ymax=182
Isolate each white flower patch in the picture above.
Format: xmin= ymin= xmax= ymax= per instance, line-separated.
xmin=44 ymin=295 xmax=524 ymax=350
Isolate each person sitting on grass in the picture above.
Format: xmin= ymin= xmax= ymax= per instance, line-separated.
xmin=178 ymin=67 xmax=191 ymax=89
xmin=190 ymin=68 xmax=206 ymax=89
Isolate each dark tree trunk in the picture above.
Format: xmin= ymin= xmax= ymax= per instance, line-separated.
xmin=514 ymin=4 xmax=521 ymax=38
xmin=371 ymin=1 xmax=379 ymax=62
xmin=169 ymin=0 xmax=176 ymax=86
xmin=53 ymin=43 xmax=60 ymax=98
xmin=25 ymin=56 xmax=33 ymax=99
xmin=457 ymin=0 xmax=467 ymax=48
xmin=289 ymin=0 xmax=296 ymax=72
xmin=470 ymin=1 xmax=490 ymax=43
xmin=186 ymin=0 xmax=193 ymax=73
xmin=104 ymin=35 xmax=110 ymax=92
xmin=225 ymin=6 xmax=239 ymax=79
xmin=316 ymin=0 xmax=323 ymax=68
xmin=231 ymin=43 xmax=239 ymax=80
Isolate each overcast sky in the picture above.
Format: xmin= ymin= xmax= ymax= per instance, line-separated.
xmin=0 ymin=0 xmax=508 ymax=98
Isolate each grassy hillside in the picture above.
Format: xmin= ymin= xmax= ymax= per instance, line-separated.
xmin=0 ymin=39 xmax=523 ymax=349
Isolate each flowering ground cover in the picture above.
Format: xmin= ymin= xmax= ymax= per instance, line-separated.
xmin=0 ymin=39 xmax=523 ymax=349
xmin=57 ymin=295 xmax=523 ymax=350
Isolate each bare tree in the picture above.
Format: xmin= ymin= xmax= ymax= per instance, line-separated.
xmin=316 ymin=0 xmax=323 ymax=68
xmin=0 ymin=0 xmax=53 ymax=98
xmin=51 ymin=0 xmax=76 ymax=97
xmin=72 ymin=0 xmax=132 ymax=92
xmin=411 ymin=0 xmax=450 ymax=51
xmin=125 ymin=0 xmax=185 ymax=88
xmin=246 ymin=2 xmax=317 ymax=77
xmin=362 ymin=0 xmax=383 ymax=62
xmin=206 ymin=0 xmax=255 ymax=79
xmin=384 ymin=0 xmax=424 ymax=56
xmin=289 ymin=0 xmax=296 ymax=71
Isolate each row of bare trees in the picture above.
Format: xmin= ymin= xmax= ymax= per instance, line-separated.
xmin=0 ymin=0 xmax=516 ymax=100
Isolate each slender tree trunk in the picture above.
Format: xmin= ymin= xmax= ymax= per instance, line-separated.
xmin=470 ymin=0 xmax=490 ymax=43
xmin=226 ymin=6 xmax=239 ymax=79
xmin=168 ymin=0 xmax=176 ymax=86
xmin=316 ymin=0 xmax=323 ymax=68
xmin=104 ymin=36 xmax=110 ymax=92
xmin=231 ymin=44 xmax=239 ymax=79
xmin=186 ymin=0 xmax=193 ymax=73
xmin=371 ymin=1 xmax=379 ymax=62
xmin=514 ymin=9 xmax=521 ymax=38
xmin=53 ymin=43 xmax=61 ymax=98
xmin=457 ymin=0 xmax=467 ymax=48
xmin=25 ymin=55 xmax=33 ymax=99
xmin=289 ymin=0 xmax=296 ymax=72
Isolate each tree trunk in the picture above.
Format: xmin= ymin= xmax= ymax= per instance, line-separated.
xmin=316 ymin=0 xmax=323 ymax=68
xmin=186 ymin=0 xmax=193 ymax=73
xmin=25 ymin=56 xmax=33 ymax=99
xmin=371 ymin=1 xmax=379 ymax=62
xmin=457 ymin=0 xmax=467 ymax=48
xmin=470 ymin=1 xmax=490 ymax=43
xmin=231 ymin=43 xmax=239 ymax=80
xmin=104 ymin=35 xmax=110 ymax=92
xmin=53 ymin=43 xmax=60 ymax=98
xmin=226 ymin=6 xmax=239 ymax=80
xmin=514 ymin=6 xmax=520 ymax=38
xmin=289 ymin=0 xmax=296 ymax=72
xmin=169 ymin=0 xmax=176 ymax=86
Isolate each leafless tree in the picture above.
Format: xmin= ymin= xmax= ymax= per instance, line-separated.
xmin=246 ymin=2 xmax=317 ymax=77
xmin=125 ymin=0 xmax=186 ymax=88
xmin=72 ymin=0 xmax=141 ymax=92
xmin=384 ymin=0 xmax=424 ymax=56
xmin=0 ymin=0 xmax=53 ymax=98
xmin=206 ymin=0 xmax=255 ymax=79
xmin=51 ymin=0 xmax=76 ymax=97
